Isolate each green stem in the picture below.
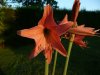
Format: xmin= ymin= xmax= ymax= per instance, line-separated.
xmin=45 ymin=60 xmax=49 ymax=75
xmin=63 ymin=34 xmax=75 ymax=75
xmin=52 ymin=51 xmax=58 ymax=75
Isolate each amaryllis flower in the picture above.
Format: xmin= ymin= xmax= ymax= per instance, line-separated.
xmin=67 ymin=24 xmax=100 ymax=47
xmin=57 ymin=14 xmax=86 ymax=47
xmin=59 ymin=14 xmax=99 ymax=47
xmin=17 ymin=5 xmax=70 ymax=64
xmin=59 ymin=0 xmax=99 ymax=47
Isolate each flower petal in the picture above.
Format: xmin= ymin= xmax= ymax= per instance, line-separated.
xmin=17 ymin=25 xmax=44 ymax=40
xmin=57 ymin=22 xmax=73 ymax=36
xmin=74 ymin=35 xmax=87 ymax=47
xmin=56 ymin=14 xmax=73 ymax=36
xmin=29 ymin=34 xmax=47 ymax=59
xmin=47 ymin=31 xmax=67 ymax=57
xmin=18 ymin=25 xmax=47 ymax=59
xmin=59 ymin=14 xmax=68 ymax=25
xmin=44 ymin=45 xmax=53 ymax=64
xmin=38 ymin=4 xmax=57 ymax=29
xmin=71 ymin=0 xmax=80 ymax=21
xmin=68 ymin=25 xmax=97 ymax=36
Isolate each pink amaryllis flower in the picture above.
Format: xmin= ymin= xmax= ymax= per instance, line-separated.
xmin=59 ymin=14 xmax=99 ymax=47
xmin=17 ymin=5 xmax=70 ymax=64
xmin=68 ymin=0 xmax=99 ymax=47
xmin=59 ymin=0 xmax=99 ymax=47
xmin=68 ymin=25 xmax=100 ymax=47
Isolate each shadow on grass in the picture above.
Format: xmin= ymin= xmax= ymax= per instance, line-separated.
xmin=0 ymin=68 xmax=5 ymax=75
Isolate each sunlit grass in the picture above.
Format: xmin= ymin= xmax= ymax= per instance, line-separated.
xmin=0 ymin=46 xmax=45 ymax=75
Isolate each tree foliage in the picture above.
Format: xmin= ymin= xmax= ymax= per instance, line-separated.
xmin=13 ymin=0 xmax=58 ymax=8
xmin=0 ymin=0 xmax=6 ymax=6
xmin=0 ymin=8 xmax=15 ymax=46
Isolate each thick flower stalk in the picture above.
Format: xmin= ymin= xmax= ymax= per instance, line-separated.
xmin=63 ymin=0 xmax=80 ymax=75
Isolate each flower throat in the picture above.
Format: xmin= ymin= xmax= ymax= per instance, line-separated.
xmin=44 ymin=28 xmax=50 ymax=36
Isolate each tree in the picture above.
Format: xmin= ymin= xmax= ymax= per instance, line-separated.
xmin=43 ymin=0 xmax=58 ymax=8
xmin=13 ymin=0 xmax=58 ymax=9
xmin=0 ymin=8 xmax=15 ymax=48
xmin=0 ymin=0 xmax=6 ymax=6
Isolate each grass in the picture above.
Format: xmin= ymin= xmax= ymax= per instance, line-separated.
xmin=0 ymin=36 xmax=100 ymax=75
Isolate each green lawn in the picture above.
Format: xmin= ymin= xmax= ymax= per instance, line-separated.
xmin=0 ymin=36 xmax=100 ymax=75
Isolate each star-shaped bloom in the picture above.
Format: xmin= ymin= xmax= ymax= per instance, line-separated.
xmin=58 ymin=0 xmax=99 ymax=48
xmin=60 ymin=14 xmax=99 ymax=47
xmin=67 ymin=24 xmax=100 ymax=47
xmin=17 ymin=5 xmax=70 ymax=64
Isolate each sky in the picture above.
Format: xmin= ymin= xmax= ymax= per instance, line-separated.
xmin=6 ymin=0 xmax=100 ymax=11
xmin=55 ymin=0 xmax=100 ymax=11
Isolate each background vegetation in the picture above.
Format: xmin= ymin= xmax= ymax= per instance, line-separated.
xmin=0 ymin=7 xmax=100 ymax=75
